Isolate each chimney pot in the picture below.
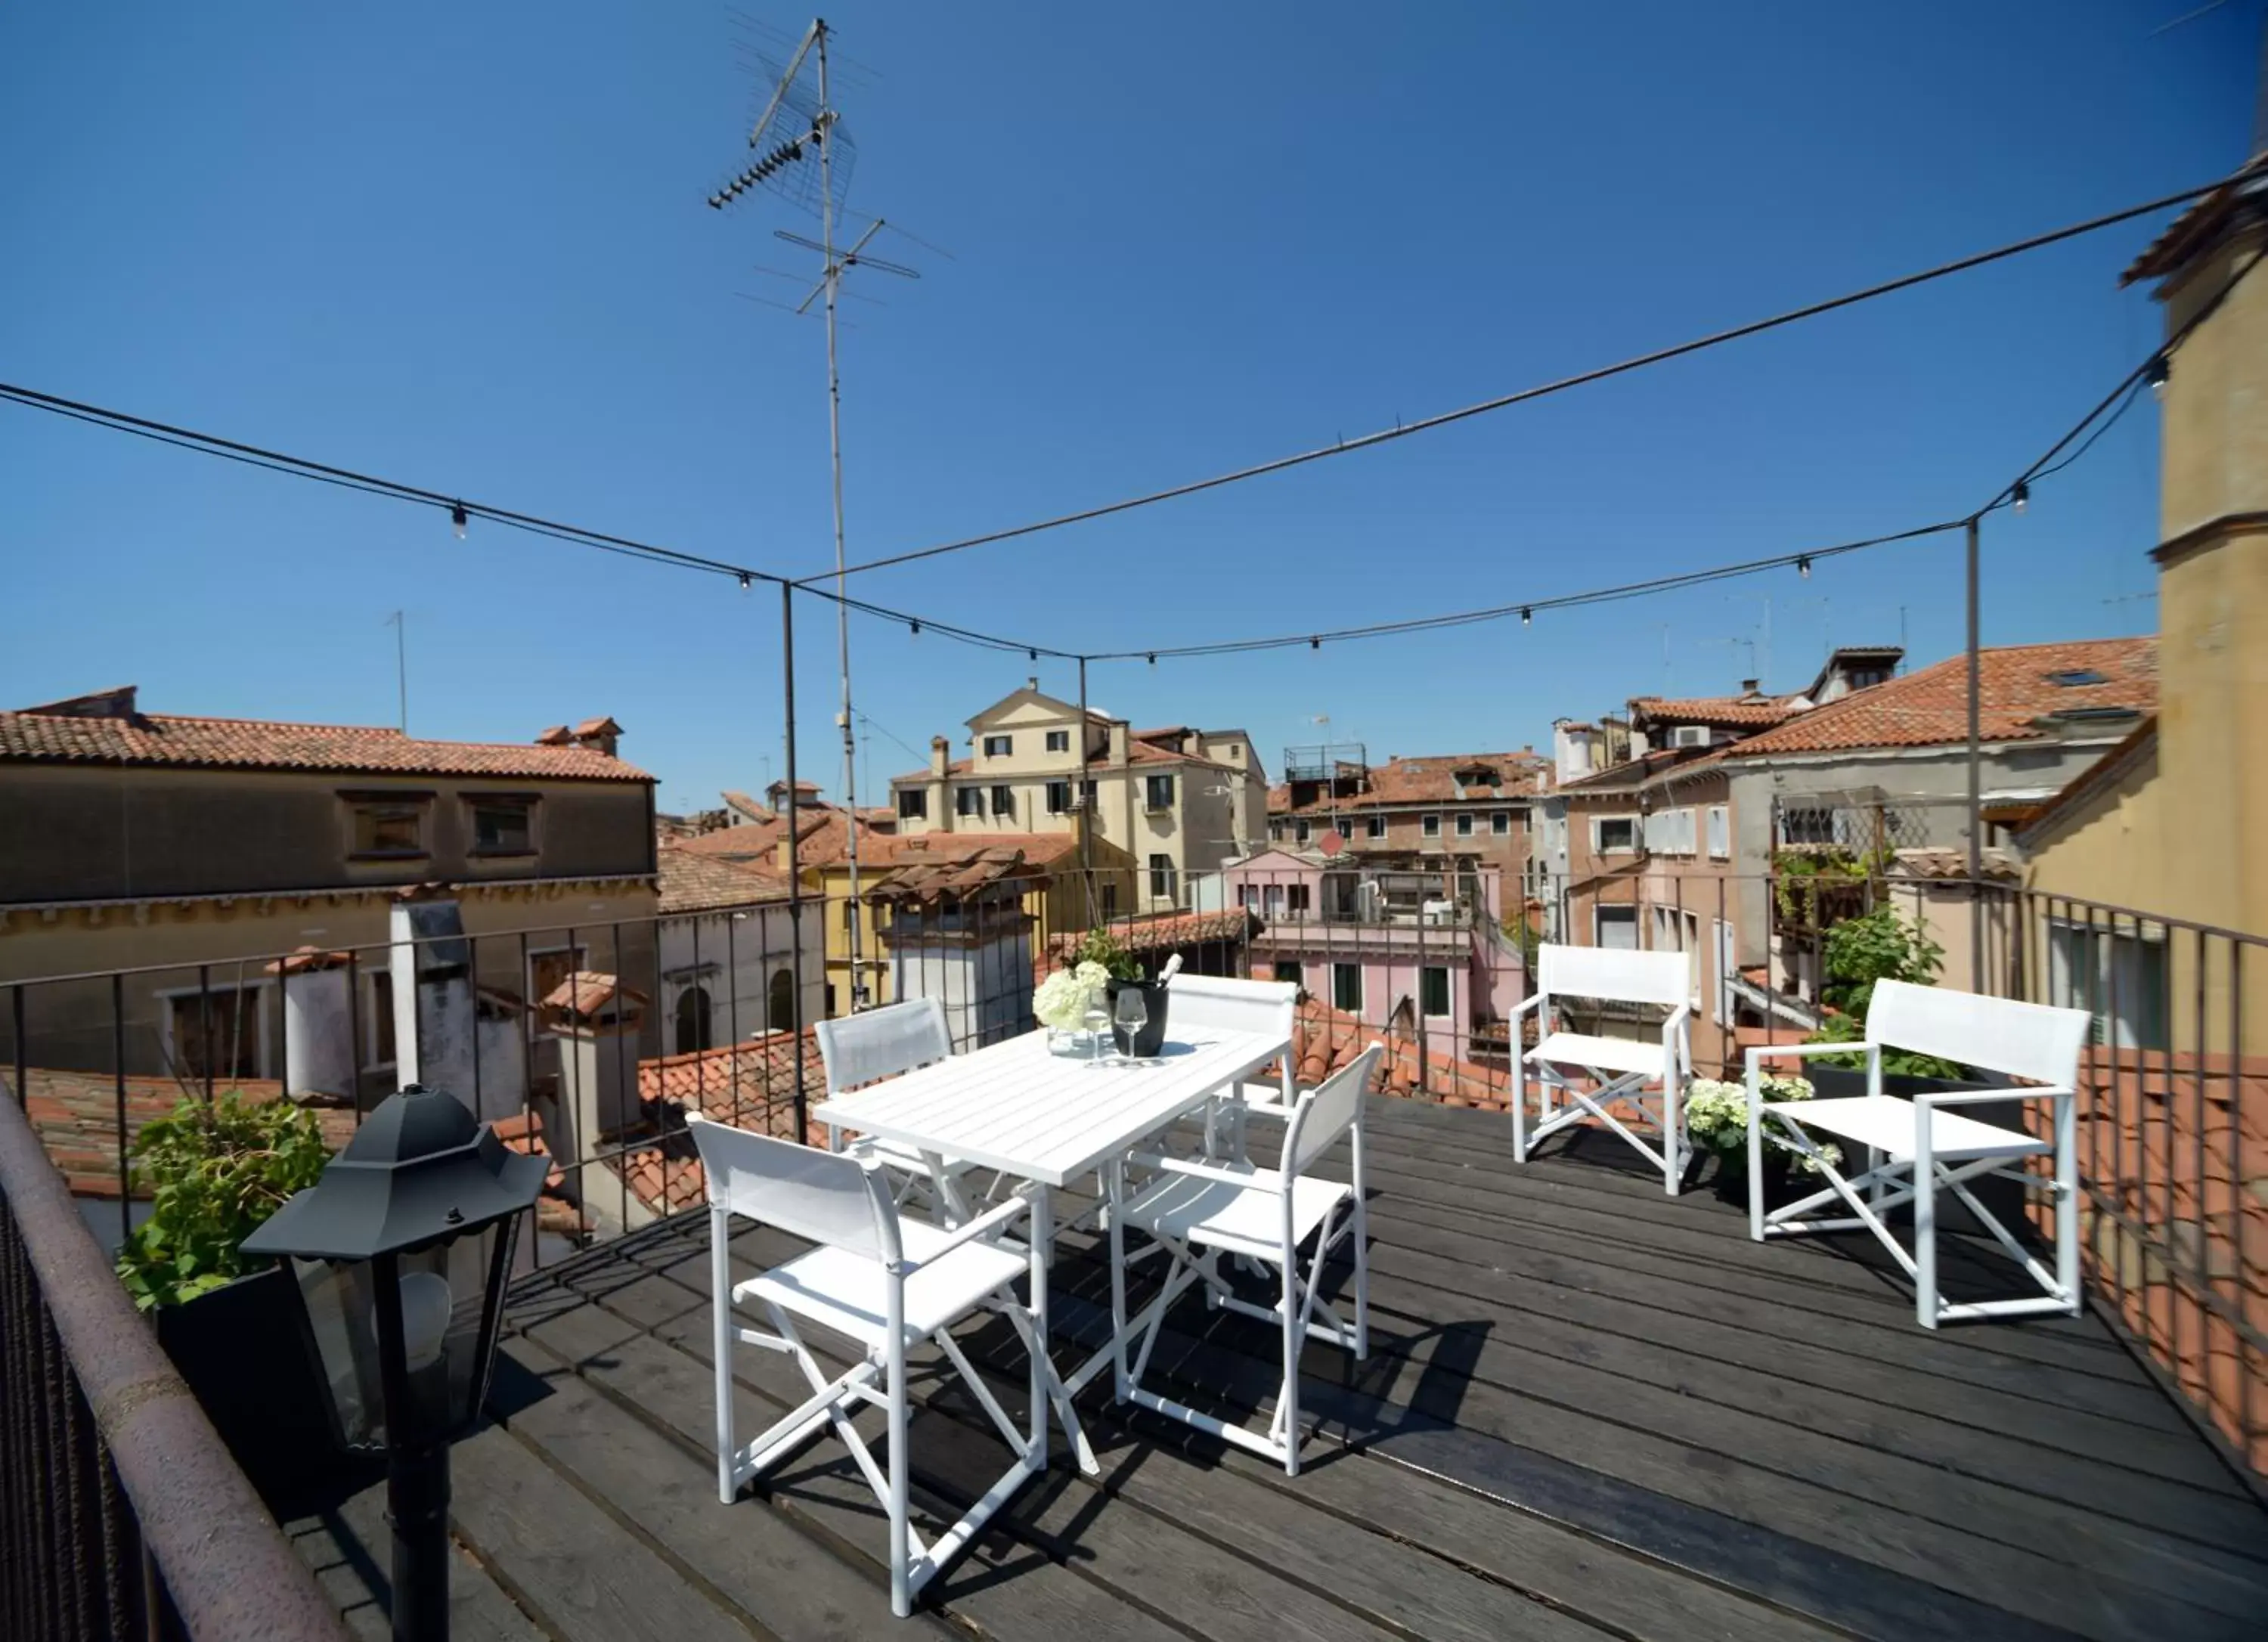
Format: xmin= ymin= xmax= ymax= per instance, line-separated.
xmin=1740 ymin=678 xmax=1758 ymax=695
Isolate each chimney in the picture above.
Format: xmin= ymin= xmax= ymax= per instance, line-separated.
xmin=930 ymin=734 xmax=949 ymax=778
xmin=569 ymin=715 xmax=623 ymax=757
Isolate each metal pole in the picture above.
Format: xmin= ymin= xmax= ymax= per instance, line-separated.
xmin=1077 ymin=657 xmax=1095 ymax=924
xmin=1965 ymin=513 xmax=1984 ymax=984
xmin=782 ymin=584 xmax=808 ymax=1140
xmin=816 ymin=20 xmax=863 ymax=1012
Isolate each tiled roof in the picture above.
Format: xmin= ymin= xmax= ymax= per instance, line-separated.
xmin=869 ymin=848 xmax=1047 ymax=904
xmin=8 ymin=1069 xmax=358 ymax=1200
xmin=656 ymin=847 xmax=788 ymax=915
xmin=1557 ymin=744 xmax=1729 ymax=795
xmin=720 ymin=790 xmax=770 ymax=820
xmin=1287 ymin=998 xmax=1514 ymax=1108
xmin=1625 ymin=691 xmax=1802 ymax=730
xmin=1721 ymin=640 xmax=2157 ymax=758
xmin=0 ymin=699 xmax=649 ymax=781
xmin=1043 ymin=907 xmax=1259 ymax=968
xmin=1269 ymin=751 xmax=1547 ymax=816
xmin=621 ymin=1033 xmax=829 ymax=1217
xmin=541 ymin=971 xmax=646 ymax=1020
xmin=2122 ymin=156 xmax=2267 ymax=285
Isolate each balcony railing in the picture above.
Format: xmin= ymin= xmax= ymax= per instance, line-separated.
xmin=0 ymin=1086 xmax=349 ymax=1641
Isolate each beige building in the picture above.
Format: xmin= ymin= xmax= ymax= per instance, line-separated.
xmin=2022 ymin=163 xmax=2268 ymax=1048
xmin=0 ymin=687 xmax=657 ymax=1087
xmin=887 ymin=681 xmax=1266 ymax=915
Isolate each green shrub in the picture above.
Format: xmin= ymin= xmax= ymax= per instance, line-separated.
xmin=115 ymin=1092 xmax=331 ymax=1311
xmin=1071 ymin=926 xmax=1145 ymax=981
xmin=1806 ymin=906 xmax=1965 ymax=1078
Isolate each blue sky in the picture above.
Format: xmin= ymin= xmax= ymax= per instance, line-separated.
xmin=1 ymin=2 xmax=2255 ymax=814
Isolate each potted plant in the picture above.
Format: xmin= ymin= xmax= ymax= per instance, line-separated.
xmin=117 ymin=1091 xmax=339 ymax=1504
xmin=1074 ymin=928 xmax=1170 ymax=1058
xmin=1683 ymin=1073 xmax=1840 ymax=1206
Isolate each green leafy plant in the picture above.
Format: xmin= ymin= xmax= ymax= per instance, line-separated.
xmin=1771 ymin=847 xmax=1883 ymax=926
xmin=116 ymin=1092 xmax=331 ymax=1311
xmin=1070 ymin=926 xmax=1144 ymax=981
xmin=1805 ymin=906 xmax=1965 ymax=1077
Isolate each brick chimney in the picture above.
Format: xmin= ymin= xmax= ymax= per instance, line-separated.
xmin=569 ymin=716 xmax=622 ymax=757
xmin=930 ymin=734 xmax=950 ymax=778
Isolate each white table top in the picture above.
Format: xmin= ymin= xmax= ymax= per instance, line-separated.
xmin=813 ymin=1027 xmax=1287 ymax=1188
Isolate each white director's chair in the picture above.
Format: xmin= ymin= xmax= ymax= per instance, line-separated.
xmin=1512 ymin=943 xmax=1694 ymax=1193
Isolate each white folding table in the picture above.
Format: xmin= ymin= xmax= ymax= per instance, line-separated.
xmin=813 ymin=1024 xmax=1290 ymax=1474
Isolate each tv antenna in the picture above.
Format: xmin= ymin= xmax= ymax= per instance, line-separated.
xmin=708 ymin=15 xmax=921 ymax=1011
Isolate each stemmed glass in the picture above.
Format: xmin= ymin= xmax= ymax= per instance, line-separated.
xmin=1112 ymin=987 xmax=1148 ymax=1066
xmin=1081 ymin=989 xmax=1112 ymax=1064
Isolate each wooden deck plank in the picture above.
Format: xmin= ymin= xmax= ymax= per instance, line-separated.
xmin=286 ymin=1483 xmax=546 ymax=1642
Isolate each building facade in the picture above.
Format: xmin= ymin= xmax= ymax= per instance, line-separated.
xmin=1265 ymin=748 xmax=1548 ymax=884
xmin=886 ymin=681 xmax=1265 ymax=913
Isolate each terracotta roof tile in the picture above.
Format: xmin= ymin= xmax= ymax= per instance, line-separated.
xmin=7 ymin=1069 xmax=358 ymax=1200
xmin=541 ymin=971 xmax=646 ymax=1019
xmin=656 ymin=847 xmax=789 ymax=915
xmin=1042 ymin=907 xmax=1259 ymax=970
xmin=1625 ymin=691 xmax=1802 ymax=730
xmin=1721 ymin=639 xmax=2156 ymax=758
xmin=1 ymin=702 xmax=649 ymax=781
xmin=1269 ymin=751 xmax=1546 ymax=816
xmin=621 ymin=1033 xmax=832 ymax=1218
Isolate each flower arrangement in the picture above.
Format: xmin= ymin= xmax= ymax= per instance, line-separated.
xmin=1035 ymin=959 xmax=1113 ymax=1031
xmin=1684 ymin=1073 xmax=1841 ymax=1175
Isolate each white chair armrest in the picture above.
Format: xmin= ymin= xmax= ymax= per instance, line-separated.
xmin=1236 ymin=1100 xmax=1296 ymax=1123
xmin=1915 ymin=1084 xmax=2073 ymax=1109
xmin=1510 ymin=992 xmax=1545 ymax=1018
xmin=1129 ymin=1151 xmax=1281 ymax=1193
xmin=1661 ymin=1004 xmax=1693 ymax=1080
xmin=1743 ymin=1041 xmax=1864 ymax=1075
xmin=904 ymin=1190 xmax=1031 ymax=1268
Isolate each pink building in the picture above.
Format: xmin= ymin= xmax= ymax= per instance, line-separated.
xmin=1219 ymin=845 xmax=1524 ymax=1067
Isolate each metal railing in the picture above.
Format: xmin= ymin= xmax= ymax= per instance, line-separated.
xmin=0 ymin=1087 xmax=350 ymax=1641
xmin=2 ymin=861 xmax=2258 ymax=1488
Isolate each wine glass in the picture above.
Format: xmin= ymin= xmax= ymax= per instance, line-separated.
xmin=1112 ymin=988 xmax=1148 ymax=1065
xmin=1080 ymin=990 xmax=1112 ymax=1063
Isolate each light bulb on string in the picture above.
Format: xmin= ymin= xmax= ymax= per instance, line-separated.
xmin=738 ymin=572 xmax=752 ymax=591
xmin=909 ymin=619 xmax=921 ymax=637
xmin=1310 ymin=637 xmax=1320 ymax=650
xmin=2011 ymin=482 xmax=2028 ymax=515
xmin=2145 ymin=355 xmax=2170 ymax=401
xmin=1796 ymin=556 xmax=1811 ymax=578
xmin=449 ymin=501 xmax=468 ymax=541
xmin=1520 ymin=607 xmax=1531 ymax=627
xmin=1146 ymin=653 xmax=1156 ymax=667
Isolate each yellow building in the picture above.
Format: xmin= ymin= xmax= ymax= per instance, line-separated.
xmin=2020 ymin=164 xmax=2267 ymax=1054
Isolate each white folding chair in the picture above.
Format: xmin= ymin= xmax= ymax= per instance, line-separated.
xmin=1164 ymin=972 xmax=1298 ymax=1160
xmin=816 ymin=997 xmax=987 ymax=1225
xmin=1111 ymin=1043 xmax=1383 ymax=1476
xmin=688 ymin=1119 xmax=1049 ymax=1619
xmin=1746 ymin=980 xmax=2088 ymax=1329
xmin=1511 ymin=944 xmax=1693 ymax=1193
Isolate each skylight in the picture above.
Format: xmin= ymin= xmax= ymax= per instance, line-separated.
xmin=2046 ymin=668 xmax=2109 ymax=686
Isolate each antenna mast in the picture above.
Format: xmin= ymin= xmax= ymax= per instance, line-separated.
xmin=709 ymin=14 xmax=918 ymax=1012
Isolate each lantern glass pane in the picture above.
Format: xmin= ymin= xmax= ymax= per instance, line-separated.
xmin=292 ymin=1256 xmax=387 ymax=1451
xmin=400 ymin=1220 xmax=513 ymax=1436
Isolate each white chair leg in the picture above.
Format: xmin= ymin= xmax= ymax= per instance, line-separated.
xmin=886 ymin=1330 xmax=912 ymax=1618
xmin=1352 ymin=1153 xmax=1370 ymax=1362
xmin=1511 ymin=1055 xmax=1528 ymax=1161
xmin=2054 ymin=1093 xmax=2080 ymax=1315
xmin=1913 ymin=1122 xmax=1939 ymax=1331
xmin=1746 ymin=1064 xmax=1765 ymax=1242
xmin=710 ymin=1206 xmax=736 ymax=1503
xmin=1108 ymin=1159 xmax=1130 ymax=1399
xmin=1279 ymin=1245 xmax=1303 ymax=1477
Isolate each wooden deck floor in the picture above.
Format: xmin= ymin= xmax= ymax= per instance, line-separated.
xmin=287 ymin=1098 xmax=2268 ymax=1641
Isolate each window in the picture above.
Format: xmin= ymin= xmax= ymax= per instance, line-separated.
xmin=1045 ymin=730 xmax=1070 ymax=753
xmin=983 ymin=734 xmax=1013 ymax=757
xmin=767 ymin=967 xmax=798 ymax=1030
xmin=1294 ymin=820 xmax=1311 ymax=844
xmin=1848 ymin=668 xmax=1891 ymax=689
xmin=990 ymin=785 xmax=1014 ymax=817
xmin=1148 ymin=854 xmax=1176 ymax=900
xmin=1706 ymin=804 xmax=1730 ymax=859
xmin=674 ymin=985 xmax=713 ymax=1055
xmin=348 ymin=796 xmax=427 ymax=858
xmin=1046 ymin=780 xmax=1072 ymax=815
xmin=1595 ymin=905 xmax=1639 ymax=950
xmin=1421 ymin=966 xmax=1450 ymax=1017
xmin=1263 ymin=883 xmax=1284 ymax=917
xmin=1145 ymin=773 xmax=1175 ymax=810
xmin=1492 ymin=811 xmax=1510 ymax=836
xmin=1275 ymin=960 xmax=1303 ymax=988
xmin=1100 ymin=883 xmax=1118 ymax=919
xmin=1287 ymin=884 xmax=1311 ymax=915
xmin=166 ymin=984 xmax=263 ymax=1080
xmin=368 ymin=969 xmax=396 ymax=1068
xmin=1644 ymin=807 xmax=1697 ymax=856
xmin=1455 ymin=813 xmax=1475 ymax=838
xmin=897 ymin=788 xmax=928 ymax=821
xmin=1365 ymin=816 xmax=1385 ymax=839
xmin=1238 ymin=885 xmax=1260 ymax=911
xmin=2048 ymin=921 xmax=2170 ymax=1049
xmin=1332 ymin=963 xmax=1362 ymax=1013
xmin=1594 ymin=816 xmax=1637 ymax=854
xmin=1422 ymin=814 xmax=1441 ymax=838
xmin=468 ymin=795 xmax=534 ymax=854
xmin=955 ymin=785 xmax=982 ymax=817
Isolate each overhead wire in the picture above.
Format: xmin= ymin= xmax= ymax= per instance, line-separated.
xmin=795 ymin=169 xmax=2254 ymax=584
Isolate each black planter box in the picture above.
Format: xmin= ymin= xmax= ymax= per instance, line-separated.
xmin=153 ymin=1262 xmax=344 ymax=1510
xmin=1105 ymin=977 xmax=1170 ymax=1059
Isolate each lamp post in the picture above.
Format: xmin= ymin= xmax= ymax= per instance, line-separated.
xmin=243 ymin=1085 xmax=547 ymax=1642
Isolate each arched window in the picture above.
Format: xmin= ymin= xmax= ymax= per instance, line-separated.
xmin=767 ymin=967 xmax=798 ymax=1032
xmin=674 ymin=985 xmax=712 ymax=1056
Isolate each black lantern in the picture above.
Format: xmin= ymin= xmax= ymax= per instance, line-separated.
xmin=244 ymin=1084 xmax=547 ymax=1641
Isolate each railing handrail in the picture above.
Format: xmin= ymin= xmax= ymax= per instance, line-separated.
xmin=0 ymin=1090 xmax=352 ymax=1641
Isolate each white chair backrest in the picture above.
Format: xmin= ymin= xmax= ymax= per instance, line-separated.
xmin=1867 ymin=980 xmax=2089 ymax=1089
xmin=688 ymin=1117 xmax=897 ymax=1264
xmin=814 ymin=996 xmax=950 ymax=1095
xmin=1281 ymin=1043 xmax=1383 ymax=1179
xmin=1167 ymin=973 xmax=1297 ymax=1043
xmin=1536 ymin=943 xmax=1688 ymax=1009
